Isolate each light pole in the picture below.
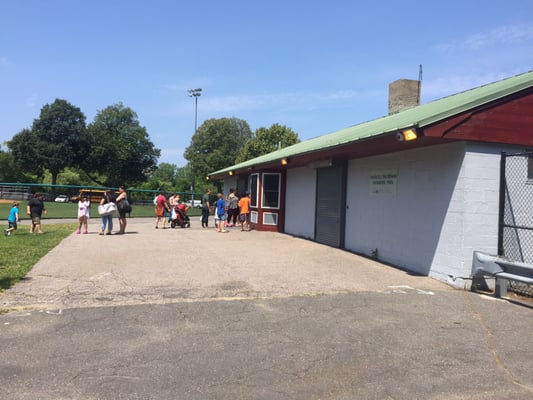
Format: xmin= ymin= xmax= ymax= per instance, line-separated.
xmin=188 ymin=88 xmax=201 ymax=203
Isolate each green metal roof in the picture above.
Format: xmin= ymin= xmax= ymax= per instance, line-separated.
xmin=210 ymin=70 xmax=533 ymax=176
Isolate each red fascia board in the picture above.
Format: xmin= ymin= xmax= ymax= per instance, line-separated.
xmin=423 ymin=90 xmax=533 ymax=146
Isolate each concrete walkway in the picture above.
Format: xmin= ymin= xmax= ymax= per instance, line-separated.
xmin=2 ymin=217 xmax=533 ymax=399
xmin=1 ymin=216 xmax=449 ymax=311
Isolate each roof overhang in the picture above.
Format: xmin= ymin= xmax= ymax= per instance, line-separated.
xmin=209 ymin=71 xmax=533 ymax=179
xmin=209 ymin=129 xmax=448 ymax=179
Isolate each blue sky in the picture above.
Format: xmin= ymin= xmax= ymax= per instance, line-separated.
xmin=1 ymin=1 xmax=532 ymax=167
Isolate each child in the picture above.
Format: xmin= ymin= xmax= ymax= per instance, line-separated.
xmin=213 ymin=209 xmax=219 ymax=230
xmin=77 ymin=195 xmax=90 ymax=234
xmin=4 ymin=202 xmax=19 ymax=236
xmin=238 ymin=192 xmax=251 ymax=231
xmin=216 ymin=192 xmax=228 ymax=233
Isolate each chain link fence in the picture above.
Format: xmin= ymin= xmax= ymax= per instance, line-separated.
xmin=0 ymin=183 xmax=204 ymax=218
xmin=0 ymin=183 xmax=202 ymax=204
xmin=499 ymin=152 xmax=533 ymax=297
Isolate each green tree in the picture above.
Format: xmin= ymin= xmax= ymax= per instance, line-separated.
xmin=183 ymin=117 xmax=252 ymax=182
xmin=8 ymin=99 xmax=87 ymax=185
xmin=235 ymin=123 xmax=300 ymax=164
xmin=83 ymin=103 xmax=160 ymax=187
xmin=0 ymin=147 xmax=29 ymax=182
xmin=143 ymin=162 xmax=179 ymax=191
xmin=151 ymin=162 xmax=178 ymax=184
xmin=42 ymin=167 xmax=92 ymax=186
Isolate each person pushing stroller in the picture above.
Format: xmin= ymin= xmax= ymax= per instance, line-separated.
xmin=170 ymin=199 xmax=190 ymax=228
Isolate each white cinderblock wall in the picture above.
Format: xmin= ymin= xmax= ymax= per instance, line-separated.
xmin=222 ymin=177 xmax=238 ymax=197
xmin=278 ymin=141 xmax=524 ymax=287
xmin=346 ymin=141 xmax=522 ymax=286
xmin=345 ymin=142 xmax=466 ymax=283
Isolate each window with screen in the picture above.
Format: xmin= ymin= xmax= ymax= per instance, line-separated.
xmin=262 ymin=173 xmax=281 ymax=209
xmin=250 ymin=174 xmax=258 ymax=207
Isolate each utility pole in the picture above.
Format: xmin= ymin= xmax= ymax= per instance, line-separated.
xmin=188 ymin=88 xmax=202 ymax=204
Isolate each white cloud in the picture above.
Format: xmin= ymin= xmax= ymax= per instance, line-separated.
xmin=200 ymin=89 xmax=369 ymax=115
xmin=422 ymin=71 xmax=513 ymax=100
xmin=433 ymin=23 xmax=533 ymax=53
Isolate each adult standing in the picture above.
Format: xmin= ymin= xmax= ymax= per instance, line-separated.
xmin=201 ymin=188 xmax=212 ymax=228
xmin=115 ymin=186 xmax=129 ymax=234
xmin=226 ymin=188 xmax=239 ymax=227
xmin=99 ymin=189 xmax=116 ymax=235
xmin=155 ymin=191 xmax=169 ymax=229
xmin=167 ymin=192 xmax=176 ymax=224
xmin=27 ymin=192 xmax=47 ymax=234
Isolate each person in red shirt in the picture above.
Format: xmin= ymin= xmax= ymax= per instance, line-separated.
xmin=238 ymin=192 xmax=251 ymax=231
xmin=155 ymin=191 xmax=169 ymax=229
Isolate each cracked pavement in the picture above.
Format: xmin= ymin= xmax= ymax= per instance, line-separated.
xmin=1 ymin=217 xmax=532 ymax=399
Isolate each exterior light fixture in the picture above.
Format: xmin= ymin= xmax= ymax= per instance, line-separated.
xmin=281 ymin=158 xmax=288 ymax=166
xmin=206 ymin=176 xmax=210 ymax=181
xmin=228 ymin=171 xmax=234 ymax=176
xmin=396 ymin=128 xmax=418 ymax=142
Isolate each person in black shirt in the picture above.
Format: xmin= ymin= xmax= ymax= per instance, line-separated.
xmin=27 ymin=192 xmax=47 ymax=234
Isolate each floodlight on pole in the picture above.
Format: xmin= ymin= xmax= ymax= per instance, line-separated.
xmin=188 ymin=88 xmax=202 ymax=136
xmin=188 ymin=88 xmax=202 ymax=200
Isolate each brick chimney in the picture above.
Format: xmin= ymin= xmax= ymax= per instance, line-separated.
xmin=388 ymin=79 xmax=420 ymax=114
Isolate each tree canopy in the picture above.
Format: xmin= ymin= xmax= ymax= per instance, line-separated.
xmin=183 ymin=117 xmax=252 ymax=181
xmin=83 ymin=103 xmax=160 ymax=187
xmin=235 ymin=123 xmax=300 ymax=164
xmin=0 ymin=148 xmax=29 ymax=182
xmin=4 ymin=96 xmax=302 ymax=194
xmin=8 ymin=99 xmax=86 ymax=185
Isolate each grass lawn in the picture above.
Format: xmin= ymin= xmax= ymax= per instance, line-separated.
xmin=0 ymin=223 xmax=77 ymax=291
xmin=0 ymin=202 xmax=201 ymax=293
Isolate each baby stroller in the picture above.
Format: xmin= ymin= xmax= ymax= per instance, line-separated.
xmin=170 ymin=203 xmax=190 ymax=228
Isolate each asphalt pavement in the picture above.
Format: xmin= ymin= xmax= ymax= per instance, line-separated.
xmin=1 ymin=217 xmax=532 ymax=399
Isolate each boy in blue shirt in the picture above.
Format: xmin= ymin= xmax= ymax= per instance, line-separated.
xmin=216 ymin=193 xmax=228 ymax=233
xmin=5 ymin=202 xmax=19 ymax=236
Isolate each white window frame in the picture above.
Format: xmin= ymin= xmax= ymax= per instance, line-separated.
xmin=262 ymin=212 xmax=278 ymax=226
xmin=250 ymin=174 xmax=259 ymax=208
xmin=261 ymin=173 xmax=281 ymax=210
xmin=250 ymin=210 xmax=258 ymax=224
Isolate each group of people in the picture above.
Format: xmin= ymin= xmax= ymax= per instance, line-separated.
xmin=4 ymin=186 xmax=252 ymax=236
xmin=2 ymin=187 xmax=130 ymax=237
xmin=4 ymin=192 xmax=48 ymax=236
xmin=75 ymin=186 xmax=130 ymax=236
xmin=201 ymin=188 xmax=251 ymax=233
xmin=97 ymin=186 xmax=129 ymax=235
xmin=153 ymin=191 xmax=189 ymax=229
